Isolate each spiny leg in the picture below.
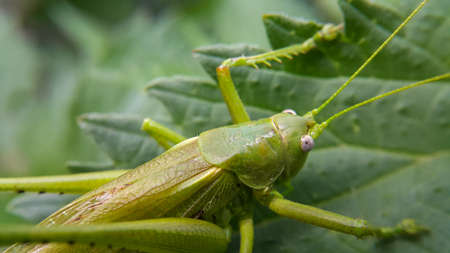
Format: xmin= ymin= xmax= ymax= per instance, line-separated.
xmin=257 ymin=192 xmax=428 ymax=239
xmin=239 ymin=214 xmax=254 ymax=253
xmin=141 ymin=118 xmax=186 ymax=150
xmin=2 ymin=218 xmax=230 ymax=253
xmin=216 ymin=24 xmax=342 ymax=124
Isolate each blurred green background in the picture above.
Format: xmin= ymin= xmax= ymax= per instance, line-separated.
xmin=0 ymin=0 xmax=339 ymax=223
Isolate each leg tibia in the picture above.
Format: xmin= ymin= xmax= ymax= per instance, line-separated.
xmin=220 ymin=24 xmax=342 ymax=70
xmin=239 ymin=215 xmax=254 ymax=253
xmin=262 ymin=195 xmax=428 ymax=239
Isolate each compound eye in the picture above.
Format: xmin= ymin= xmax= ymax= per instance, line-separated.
xmin=300 ymin=135 xmax=314 ymax=152
xmin=282 ymin=109 xmax=297 ymax=115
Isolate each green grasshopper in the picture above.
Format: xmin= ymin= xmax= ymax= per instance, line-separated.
xmin=0 ymin=0 xmax=449 ymax=252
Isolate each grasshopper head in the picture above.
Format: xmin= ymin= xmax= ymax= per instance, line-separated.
xmin=271 ymin=110 xmax=317 ymax=182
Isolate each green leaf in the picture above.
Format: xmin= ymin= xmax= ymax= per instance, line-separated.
xmin=264 ymin=0 xmax=448 ymax=80
xmin=77 ymin=113 xmax=167 ymax=169
xmin=145 ymin=0 xmax=449 ymax=252
xmin=7 ymin=194 xmax=77 ymax=223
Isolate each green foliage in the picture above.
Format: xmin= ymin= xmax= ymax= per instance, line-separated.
xmin=1 ymin=0 xmax=449 ymax=252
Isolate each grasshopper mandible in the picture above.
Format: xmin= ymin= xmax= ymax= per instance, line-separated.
xmin=0 ymin=0 xmax=449 ymax=252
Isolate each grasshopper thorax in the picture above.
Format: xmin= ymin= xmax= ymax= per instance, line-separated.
xmin=198 ymin=111 xmax=316 ymax=189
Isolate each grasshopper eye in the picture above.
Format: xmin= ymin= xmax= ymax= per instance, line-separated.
xmin=300 ymin=135 xmax=314 ymax=152
xmin=282 ymin=109 xmax=297 ymax=115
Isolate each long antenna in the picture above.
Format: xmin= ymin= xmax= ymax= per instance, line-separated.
xmin=310 ymin=73 xmax=450 ymax=138
xmin=309 ymin=0 xmax=430 ymax=117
